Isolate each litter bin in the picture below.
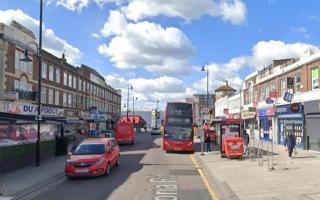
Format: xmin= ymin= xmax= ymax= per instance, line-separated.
xmin=223 ymin=137 xmax=244 ymax=159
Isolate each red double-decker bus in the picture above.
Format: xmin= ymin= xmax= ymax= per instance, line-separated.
xmin=163 ymin=102 xmax=194 ymax=152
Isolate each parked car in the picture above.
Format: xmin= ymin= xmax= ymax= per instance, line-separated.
xmin=65 ymin=138 xmax=120 ymax=178
xmin=151 ymin=127 xmax=161 ymax=135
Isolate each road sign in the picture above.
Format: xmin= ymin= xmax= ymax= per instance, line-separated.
xmin=283 ymin=91 xmax=293 ymax=102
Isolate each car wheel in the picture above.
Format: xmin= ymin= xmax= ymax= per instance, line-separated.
xmin=105 ymin=162 xmax=111 ymax=176
xmin=115 ymin=155 xmax=120 ymax=167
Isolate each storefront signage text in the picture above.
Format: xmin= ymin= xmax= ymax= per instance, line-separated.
xmin=8 ymin=103 xmax=64 ymax=116
xmin=276 ymin=103 xmax=302 ymax=115
xmin=258 ymin=108 xmax=275 ymax=117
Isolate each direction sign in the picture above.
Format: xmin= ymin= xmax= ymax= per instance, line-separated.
xmin=283 ymin=92 xmax=293 ymax=102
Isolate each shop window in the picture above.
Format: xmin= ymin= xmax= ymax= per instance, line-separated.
xmin=295 ymin=73 xmax=302 ymax=93
xmin=312 ymin=67 xmax=319 ymax=90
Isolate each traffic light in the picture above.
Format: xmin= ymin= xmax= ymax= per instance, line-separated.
xmin=156 ymin=111 xmax=160 ymax=119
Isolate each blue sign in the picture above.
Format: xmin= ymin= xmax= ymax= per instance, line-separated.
xmin=283 ymin=92 xmax=293 ymax=102
xmin=276 ymin=103 xmax=302 ymax=115
xmin=265 ymin=98 xmax=274 ymax=104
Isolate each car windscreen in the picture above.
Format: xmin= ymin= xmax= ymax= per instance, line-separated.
xmin=164 ymin=126 xmax=193 ymax=140
xmin=73 ymin=144 xmax=105 ymax=155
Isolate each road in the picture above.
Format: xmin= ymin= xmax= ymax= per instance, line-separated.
xmin=31 ymin=133 xmax=211 ymax=200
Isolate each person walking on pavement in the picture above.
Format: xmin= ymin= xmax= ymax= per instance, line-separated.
xmin=243 ymin=130 xmax=250 ymax=156
xmin=205 ymin=133 xmax=211 ymax=153
xmin=68 ymin=129 xmax=85 ymax=153
xmin=284 ymin=133 xmax=296 ymax=159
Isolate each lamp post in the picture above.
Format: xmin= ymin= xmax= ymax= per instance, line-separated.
xmin=20 ymin=0 xmax=43 ymax=167
xmin=201 ymin=64 xmax=209 ymax=107
xmin=126 ymin=85 xmax=133 ymax=120
xmin=133 ymin=96 xmax=138 ymax=116
xmin=155 ymin=99 xmax=159 ymax=128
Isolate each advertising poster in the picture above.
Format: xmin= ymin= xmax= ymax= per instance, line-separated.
xmin=0 ymin=124 xmax=58 ymax=147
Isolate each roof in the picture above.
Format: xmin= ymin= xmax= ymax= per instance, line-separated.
xmin=81 ymin=138 xmax=112 ymax=144
xmin=214 ymin=84 xmax=236 ymax=92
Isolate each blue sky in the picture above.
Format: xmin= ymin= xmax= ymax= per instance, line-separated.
xmin=1 ymin=0 xmax=320 ymax=110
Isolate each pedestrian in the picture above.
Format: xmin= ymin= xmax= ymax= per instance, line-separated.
xmin=243 ymin=130 xmax=250 ymax=156
xmin=69 ymin=129 xmax=85 ymax=153
xmin=284 ymin=133 xmax=296 ymax=159
xmin=205 ymin=133 xmax=211 ymax=153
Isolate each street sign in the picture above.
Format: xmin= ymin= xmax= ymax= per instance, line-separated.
xmin=265 ymin=98 xmax=274 ymax=104
xmin=202 ymin=107 xmax=209 ymax=114
xmin=283 ymin=91 xmax=293 ymax=102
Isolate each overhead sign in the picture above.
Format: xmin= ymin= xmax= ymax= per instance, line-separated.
xmin=8 ymin=103 xmax=64 ymax=116
xmin=283 ymin=91 xmax=293 ymax=102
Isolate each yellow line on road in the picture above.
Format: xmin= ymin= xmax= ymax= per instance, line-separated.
xmin=190 ymin=154 xmax=219 ymax=200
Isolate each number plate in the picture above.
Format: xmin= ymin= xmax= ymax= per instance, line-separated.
xmin=75 ymin=169 xmax=89 ymax=174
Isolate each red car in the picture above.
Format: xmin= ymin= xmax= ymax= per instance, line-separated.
xmin=65 ymin=138 xmax=120 ymax=178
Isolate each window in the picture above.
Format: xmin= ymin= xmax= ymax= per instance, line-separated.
xmin=49 ymin=66 xmax=54 ymax=81
xmin=48 ymin=89 xmax=54 ymax=104
xmin=78 ymin=79 xmax=82 ymax=91
xmin=87 ymin=82 xmax=90 ymax=93
xmin=41 ymin=87 xmax=47 ymax=103
xmin=14 ymin=80 xmax=19 ymax=90
xmin=63 ymin=72 xmax=68 ymax=86
xmin=73 ymin=76 xmax=77 ymax=89
xmin=281 ymin=79 xmax=286 ymax=97
xmin=72 ymin=95 xmax=77 ymax=108
xmin=68 ymin=94 xmax=72 ymax=107
xmin=42 ymin=63 xmax=47 ymax=79
xmin=271 ymin=81 xmax=276 ymax=91
xmin=312 ymin=67 xmax=319 ymax=90
xmin=55 ymin=90 xmax=60 ymax=105
xmin=15 ymin=50 xmax=32 ymax=75
xmin=20 ymin=77 xmax=28 ymax=92
xmin=28 ymin=84 xmax=32 ymax=92
xmin=265 ymin=83 xmax=270 ymax=99
xmin=260 ymin=85 xmax=265 ymax=101
xmin=68 ymin=74 xmax=72 ymax=87
xmin=295 ymin=73 xmax=302 ymax=93
xmin=63 ymin=93 xmax=67 ymax=106
xmin=83 ymin=81 xmax=86 ymax=92
xmin=55 ymin=69 xmax=60 ymax=84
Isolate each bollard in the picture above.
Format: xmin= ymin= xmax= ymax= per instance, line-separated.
xmin=257 ymin=140 xmax=264 ymax=166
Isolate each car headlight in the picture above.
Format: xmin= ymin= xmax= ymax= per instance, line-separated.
xmin=66 ymin=159 xmax=73 ymax=164
xmin=94 ymin=157 xmax=106 ymax=165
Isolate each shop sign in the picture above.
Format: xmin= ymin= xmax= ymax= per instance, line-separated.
xmin=258 ymin=108 xmax=275 ymax=117
xmin=8 ymin=103 xmax=64 ymax=116
xmin=79 ymin=111 xmax=90 ymax=119
xmin=290 ymin=103 xmax=300 ymax=113
xmin=248 ymin=107 xmax=256 ymax=112
xmin=65 ymin=110 xmax=78 ymax=118
xmin=5 ymin=91 xmax=18 ymax=100
xmin=241 ymin=111 xmax=256 ymax=119
xmin=276 ymin=103 xmax=302 ymax=115
xmin=283 ymin=92 xmax=293 ymax=102
xmin=227 ymin=113 xmax=240 ymax=119
xmin=265 ymin=98 xmax=274 ymax=104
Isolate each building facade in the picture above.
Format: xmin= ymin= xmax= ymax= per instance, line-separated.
xmin=0 ymin=21 xmax=121 ymax=140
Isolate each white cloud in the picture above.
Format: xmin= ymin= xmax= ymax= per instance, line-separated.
xmin=105 ymin=74 xmax=188 ymax=110
xmin=47 ymin=0 xmax=125 ymax=12
xmin=98 ymin=10 xmax=195 ymax=75
xmin=122 ymin=0 xmax=246 ymax=25
xmin=292 ymin=26 xmax=310 ymax=39
xmin=92 ymin=33 xmax=101 ymax=39
xmin=192 ymin=40 xmax=319 ymax=93
xmin=0 ymin=9 xmax=82 ymax=64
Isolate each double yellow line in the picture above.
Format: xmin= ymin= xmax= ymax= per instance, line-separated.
xmin=190 ymin=154 xmax=219 ymax=200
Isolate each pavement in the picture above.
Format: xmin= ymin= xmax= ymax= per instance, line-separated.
xmin=1 ymin=132 xmax=212 ymax=200
xmin=194 ymin=139 xmax=320 ymax=200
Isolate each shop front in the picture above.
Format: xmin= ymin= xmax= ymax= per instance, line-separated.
xmin=241 ymin=108 xmax=257 ymax=137
xmin=64 ymin=109 xmax=81 ymax=136
xmin=304 ymin=100 xmax=320 ymax=151
xmin=276 ymin=103 xmax=304 ymax=149
xmin=258 ymin=107 xmax=275 ymax=141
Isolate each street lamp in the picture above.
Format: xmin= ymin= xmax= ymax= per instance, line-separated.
xmin=20 ymin=0 xmax=43 ymax=167
xmin=201 ymin=64 xmax=209 ymax=107
xmin=126 ymin=85 xmax=133 ymax=120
